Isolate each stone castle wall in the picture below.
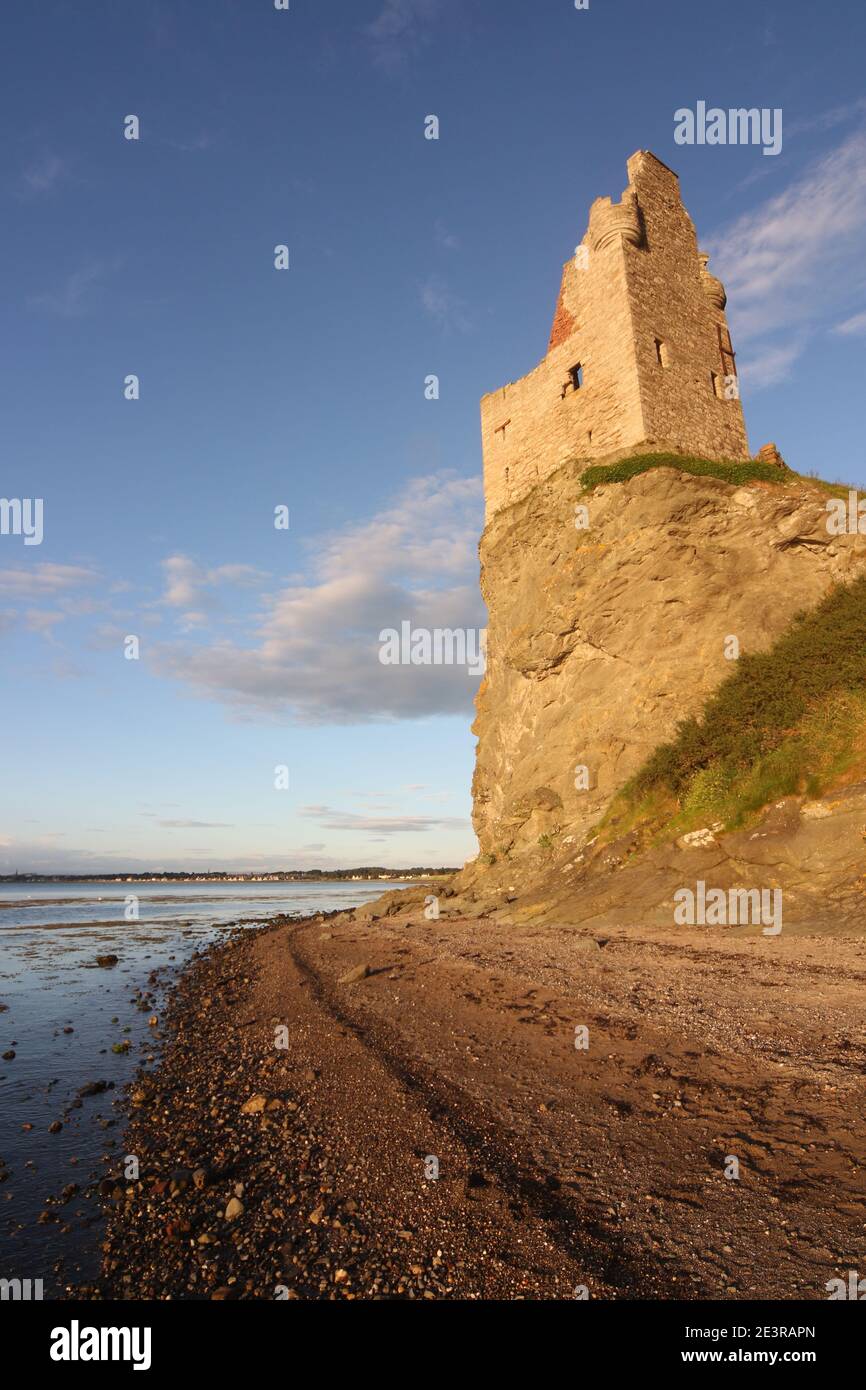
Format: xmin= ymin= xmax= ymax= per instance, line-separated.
xmin=481 ymin=151 xmax=750 ymax=522
xmin=622 ymin=153 xmax=749 ymax=461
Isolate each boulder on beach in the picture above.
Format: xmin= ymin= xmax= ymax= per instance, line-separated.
xmin=338 ymin=963 xmax=370 ymax=985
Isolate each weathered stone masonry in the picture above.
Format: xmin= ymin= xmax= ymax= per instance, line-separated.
xmin=481 ymin=151 xmax=750 ymax=521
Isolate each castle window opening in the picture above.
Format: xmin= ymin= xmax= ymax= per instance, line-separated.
xmin=710 ymin=371 xmax=721 ymax=399
xmin=654 ymin=337 xmax=671 ymax=367
xmin=569 ymin=363 xmax=583 ymax=391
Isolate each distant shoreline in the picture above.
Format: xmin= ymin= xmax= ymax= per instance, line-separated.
xmin=0 ymin=869 xmax=457 ymax=885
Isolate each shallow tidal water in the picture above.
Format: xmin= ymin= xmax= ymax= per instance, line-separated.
xmin=0 ymin=880 xmax=401 ymax=1297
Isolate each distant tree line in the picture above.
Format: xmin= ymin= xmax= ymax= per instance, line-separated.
xmin=0 ymin=867 xmax=457 ymax=883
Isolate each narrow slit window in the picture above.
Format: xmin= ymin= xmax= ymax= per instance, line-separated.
xmin=654 ymin=338 xmax=671 ymax=367
xmin=570 ymin=363 xmax=583 ymax=391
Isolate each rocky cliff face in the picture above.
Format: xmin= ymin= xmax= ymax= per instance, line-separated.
xmin=465 ymin=463 xmax=865 ymax=916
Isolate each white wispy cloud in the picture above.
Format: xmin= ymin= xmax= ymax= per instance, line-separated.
xmin=28 ymin=256 xmax=123 ymax=317
xmin=364 ymin=0 xmax=442 ymax=74
xmin=301 ymin=804 xmax=469 ymax=835
xmin=158 ymin=819 xmax=234 ymax=829
xmin=0 ymin=837 xmax=359 ymax=875
xmin=20 ymin=153 xmax=67 ymax=196
xmin=434 ymin=219 xmax=460 ymax=251
xmin=709 ymin=128 xmax=866 ymax=387
xmin=833 ymin=309 xmax=866 ymax=336
xmin=165 ymin=131 xmax=214 ymax=153
xmin=158 ymin=555 xmax=264 ymax=624
xmin=151 ymin=471 xmax=485 ymax=723
xmin=786 ymin=98 xmax=866 ymax=138
xmin=0 ymin=564 xmax=98 ymax=597
xmin=420 ymin=275 xmax=472 ymax=333
xmin=23 ymin=609 xmax=64 ymax=636
xmin=738 ymin=334 xmax=808 ymax=390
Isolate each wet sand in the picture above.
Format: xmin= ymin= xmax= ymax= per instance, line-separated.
xmin=0 ymin=880 xmax=391 ymax=1296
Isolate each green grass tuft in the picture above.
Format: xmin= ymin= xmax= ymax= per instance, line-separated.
xmin=580 ymin=452 xmax=795 ymax=492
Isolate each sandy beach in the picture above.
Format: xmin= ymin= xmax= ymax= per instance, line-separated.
xmin=87 ymin=895 xmax=866 ymax=1301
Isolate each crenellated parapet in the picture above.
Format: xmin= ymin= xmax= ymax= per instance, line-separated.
xmin=587 ymin=187 xmax=644 ymax=253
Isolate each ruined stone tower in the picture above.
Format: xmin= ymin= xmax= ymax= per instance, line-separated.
xmin=481 ymin=151 xmax=750 ymax=520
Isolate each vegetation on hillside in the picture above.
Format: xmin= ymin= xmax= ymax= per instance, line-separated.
xmin=599 ymin=576 xmax=866 ymax=844
xmin=579 ymin=451 xmax=846 ymax=494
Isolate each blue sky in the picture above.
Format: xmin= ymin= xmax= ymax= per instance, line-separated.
xmin=2 ymin=0 xmax=865 ymax=874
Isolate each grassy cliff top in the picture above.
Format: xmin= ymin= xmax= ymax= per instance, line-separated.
xmin=579 ymin=451 xmax=847 ymax=495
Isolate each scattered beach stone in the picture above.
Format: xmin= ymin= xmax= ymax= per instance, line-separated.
xmin=573 ymin=937 xmax=602 ymax=955
xmin=96 ymin=955 xmax=119 ymax=968
xmin=78 ymin=1080 xmax=109 ymax=1097
xmin=338 ymin=964 xmax=370 ymax=985
xmin=91 ymin=909 xmax=707 ymax=1302
xmin=48 ymin=1120 xmax=62 ymax=1134
xmin=2 ymin=1050 xmax=15 ymax=1061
